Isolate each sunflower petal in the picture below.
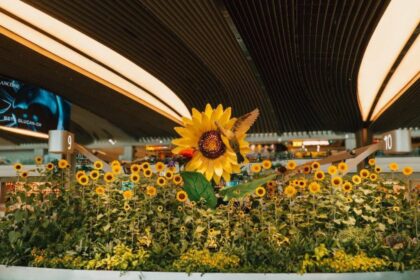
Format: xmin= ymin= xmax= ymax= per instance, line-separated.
xmin=205 ymin=104 xmax=213 ymax=118
xmin=213 ymin=159 xmax=223 ymax=176
xmin=222 ymin=171 xmax=231 ymax=182
xmin=192 ymin=108 xmax=202 ymax=121
xmin=219 ymin=107 xmax=232 ymax=125
xmin=172 ymin=138 xmax=193 ymax=147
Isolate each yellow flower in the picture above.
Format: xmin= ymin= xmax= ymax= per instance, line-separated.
xmin=112 ymin=165 xmax=122 ymax=174
xmin=368 ymin=158 xmax=376 ymax=166
xmin=143 ymin=168 xmax=152 ymax=178
xmin=360 ymin=169 xmax=370 ymax=178
xmin=314 ymin=170 xmax=325 ymax=181
xmin=35 ymin=156 xmax=43 ymax=165
xmin=46 ymin=162 xmax=54 ymax=171
xmin=369 ymin=173 xmax=378 ymax=182
xmin=165 ymin=170 xmax=174 ymax=180
xmin=157 ymin=177 xmax=167 ymax=186
xmin=95 ymin=186 xmax=105 ymax=196
xmin=58 ymin=159 xmax=68 ymax=169
xmin=284 ymin=185 xmax=297 ymax=198
xmin=375 ymin=166 xmax=382 ymax=173
xmin=352 ymin=175 xmax=361 ymax=185
xmin=337 ymin=162 xmax=348 ymax=173
xmin=89 ymin=170 xmax=100 ymax=180
xmin=76 ymin=170 xmax=85 ymax=179
xmin=311 ymin=162 xmax=320 ymax=170
xmin=303 ymin=165 xmax=311 ymax=174
xmin=392 ymin=206 xmax=400 ymax=212
xmin=130 ymin=164 xmax=141 ymax=173
xmin=251 ymin=164 xmax=262 ymax=173
xmin=130 ymin=173 xmax=140 ymax=183
xmin=327 ymin=165 xmax=337 ymax=175
xmin=331 ymin=176 xmax=343 ymax=187
xmin=298 ymin=180 xmax=306 ymax=188
xmin=93 ymin=160 xmax=104 ymax=170
xmin=155 ymin=162 xmax=165 ymax=172
xmin=77 ymin=175 xmax=89 ymax=186
xmin=111 ymin=160 xmax=120 ymax=167
xmin=157 ymin=205 xmax=164 ymax=212
xmin=342 ymin=182 xmax=353 ymax=193
xmin=402 ymin=166 xmax=413 ymax=176
xmin=124 ymin=202 xmax=131 ymax=211
xmin=238 ymin=211 xmax=245 ymax=218
xmin=173 ymin=174 xmax=183 ymax=185
xmin=122 ymin=190 xmax=133 ymax=200
xmin=176 ymin=190 xmax=188 ymax=202
xmin=20 ymin=171 xmax=29 ymax=178
xmin=286 ymin=160 xmax=297 ymax=170
xmin=374 ymin=197 xmax=381 ymax=204
xmin=255 ymin=186 xmax=266 ymax=197
xmin=171 ymin=104 xmax=248 ymax=183
xmin=346 ymin=197 xmax=353 ymax=203
xmin=168 ymin=166 xmax=177 ymax=173
xmin=146 ymin=186 xmax=157 ymax=197
xmin=104 ymin=172 xmax=115 ymax=183
xmin=309 ymin=182 xmax=321 ymax=194
xmin=262 ymin=160 xmax=272 ymax=169
xmin=389 ymin=162 xmax=398 ymax=171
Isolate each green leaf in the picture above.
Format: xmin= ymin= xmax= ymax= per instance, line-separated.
xmin=180 ymin=171 xmax=217 ymax=209
xmin=220 ymin=173 xmax=277 ymax=200
xmin=8 ymin=231 xmax=21 ymax=244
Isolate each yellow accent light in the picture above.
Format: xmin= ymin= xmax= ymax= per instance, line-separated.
xmin=357 ymin=0 xmax=419 ymax=121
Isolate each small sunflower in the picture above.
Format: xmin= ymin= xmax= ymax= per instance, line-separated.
xmin=58 ymin=159 xmax=68 ymax=169
xmin=255 ymin=186 xmax=266 ymax=197
xmin=375 ymin=166 xmax=382 ymax=173
xmin=165 ymin=170 xmax=174 ymax=180
xmin=77 ymin=175 xmax=89 ymax=186
xmin=176 ymin=190 xmax=188 ymax=202
xmin=143 ymin=168 xmax=152 ymax=178
xmin=172 ymin=104 xmax=248 ymax=183
xmin=238 ymin=211 xmax=245 ymax=218
xmin=95 ymin=186 xmax=105 ymax=196
xmin=267 ymin=180 xmax=276 ymax=188
xmin=368 ymin=158 xmax=376 ymax=166
xmin=352 ymin=175 xmax=362 ymax=185
xmin=130 ymin=173 xmax=140 ymax=183
xmin=146 ymin=186 xmax=157 ymax=197
xmin=251 ymin=164 xmax=262 ymax=173
xmin=112 ymin=165 xmax=122 ymax=174
xmin=180 ymin=225 xmax=186 ymax=232
xmin=292 ymin=179 xmax=299 ymax=186
xmin=262 ymin=160 xmax=272 ymax=169
xmin=122 ymin=190 xmax=133 ymax=200
xmin=327 ymin=165 xmax=337 ymax=175
xmin=142 ymin=162 xmax=150 ymax=171
xmin=284 ymin=185 xmax=297 ymax=198
xmin=346 ymin=197 xmax=353 ymax=203
xmin=311 ymin=162 xmax=320 ymax=170
xmin=155 ymin=162 xmax=165 ymax=172
xmin=156 ymin=177 xmax=167 ymax=187
xmin=157 ymin=205 xmax=164 ymax=212
xmin=389 ymin=162 xmax=398 ymax=171
xmin=392 ymin=206 xmax=400 ymax=212
xmin=168 ymin=166 xmax=177 ymax=173
xmin=314 ymin=170 xmax=325 ymax=181
xmin=374 ymin=197 xmax=381 ymax=204
xmin=130 ymin=164 xmax=141 ymax=173
xmin=331 ymin=176 xmax=343 ymax=187
xmin=342 ymin=182 xmax=353 ymax=193
xmin=298 ymin=180 xmax=306 ymax=189
xmin=104 ymin=172 xmax=115 ymax=183
xmin=90 ymin=170 xmax=100 ymax=180
xmin=177 ymin=205 xmax=184 ymax=212
xmin=369 ymin=173 xmax=378 ymax=182
xmin=337 ymin=162 xmax=348 ymax=173
xmin=20 ymin=171 xmax=29 ymax=178
xmin=286 ymin=160 xmax=297 ymax=170
xmin=402 ymin=166 xmax=413 ymax=176
xmin=303 ymin=165 xmax=311 ymax=174
xmin=124 ymin=202 xmax=131 ymax=211
xmin=46 ymin=163 xmax=54 ymax=171
xmin=93 ymin=160 xmax=104 ymax=170
xmin=76 ymin=170 xmax=85 ymax=179
xmin=309 ymin=182 xmax=321 ymax=194
xmin=173 ymin=174 xmax=183 ymax=185
xmin=111 ymin=160 xmax=120 ymax=167
xmin=35 ymin=156 xmax=43 ymax=165
xmin=360 ymin=169 xmax=370 ymax=178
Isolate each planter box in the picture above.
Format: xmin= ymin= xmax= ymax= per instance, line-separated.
xmin=0 ymin=266 xmax=419 ymax=280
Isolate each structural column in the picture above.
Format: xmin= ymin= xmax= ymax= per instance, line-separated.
xmin=355 ymin=127 xmax=373 ymax=171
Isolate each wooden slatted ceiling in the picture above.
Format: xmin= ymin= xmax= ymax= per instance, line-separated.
xmin=223 ymin=0 xmax=391 ymax=132
xmin=21 ymin=0 xmax=278 ymax=133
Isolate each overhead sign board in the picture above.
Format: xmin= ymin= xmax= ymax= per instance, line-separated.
xmin=381 ymin=129 xmax=412 ymax=154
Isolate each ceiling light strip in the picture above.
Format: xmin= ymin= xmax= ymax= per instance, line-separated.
xmin=0 ymin=13 xmax=183 ymax=125
xmin=0 ymin=0 xmax=191 ymax=119
xmin=0 ymin=125 xmax=49 ymax=139
xmin=357 ymin=0 xmax=420 ymax=121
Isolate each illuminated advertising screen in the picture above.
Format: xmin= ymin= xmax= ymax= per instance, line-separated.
xmin=0 ymin=75 xmax=71 ymax=133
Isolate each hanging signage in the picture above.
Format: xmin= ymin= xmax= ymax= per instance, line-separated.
xmin=48 ymin=130 xmax=75 ymax=154
xmin=0 ymin=75 xmax=71 ymax=133
xmin=381 ymin=129 xmax=412 ymax=154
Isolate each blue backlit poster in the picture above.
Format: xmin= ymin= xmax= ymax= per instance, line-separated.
xmin=0 ymin=76 xmax=71 ymax=133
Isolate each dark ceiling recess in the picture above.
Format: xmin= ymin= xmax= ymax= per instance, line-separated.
xmin=223 ymin=0 xmax=393 ymax=132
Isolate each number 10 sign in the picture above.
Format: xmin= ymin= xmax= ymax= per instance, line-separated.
xmin=381 ymin=129 xmax=411 ymax=154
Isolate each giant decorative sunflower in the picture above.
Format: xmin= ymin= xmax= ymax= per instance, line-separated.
xmin=172 ymin=104 xmax=250 ymax=183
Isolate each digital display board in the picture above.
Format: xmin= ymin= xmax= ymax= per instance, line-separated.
xmin=0 ymin=75 xmax=71 ymax=133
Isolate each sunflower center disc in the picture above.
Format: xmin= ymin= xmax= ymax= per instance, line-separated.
xmin=198 ymin=130 xmax=226 ymax=159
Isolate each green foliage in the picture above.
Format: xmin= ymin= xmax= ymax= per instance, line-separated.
xmin=220 ymin=173 xmax=277 ymax=199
